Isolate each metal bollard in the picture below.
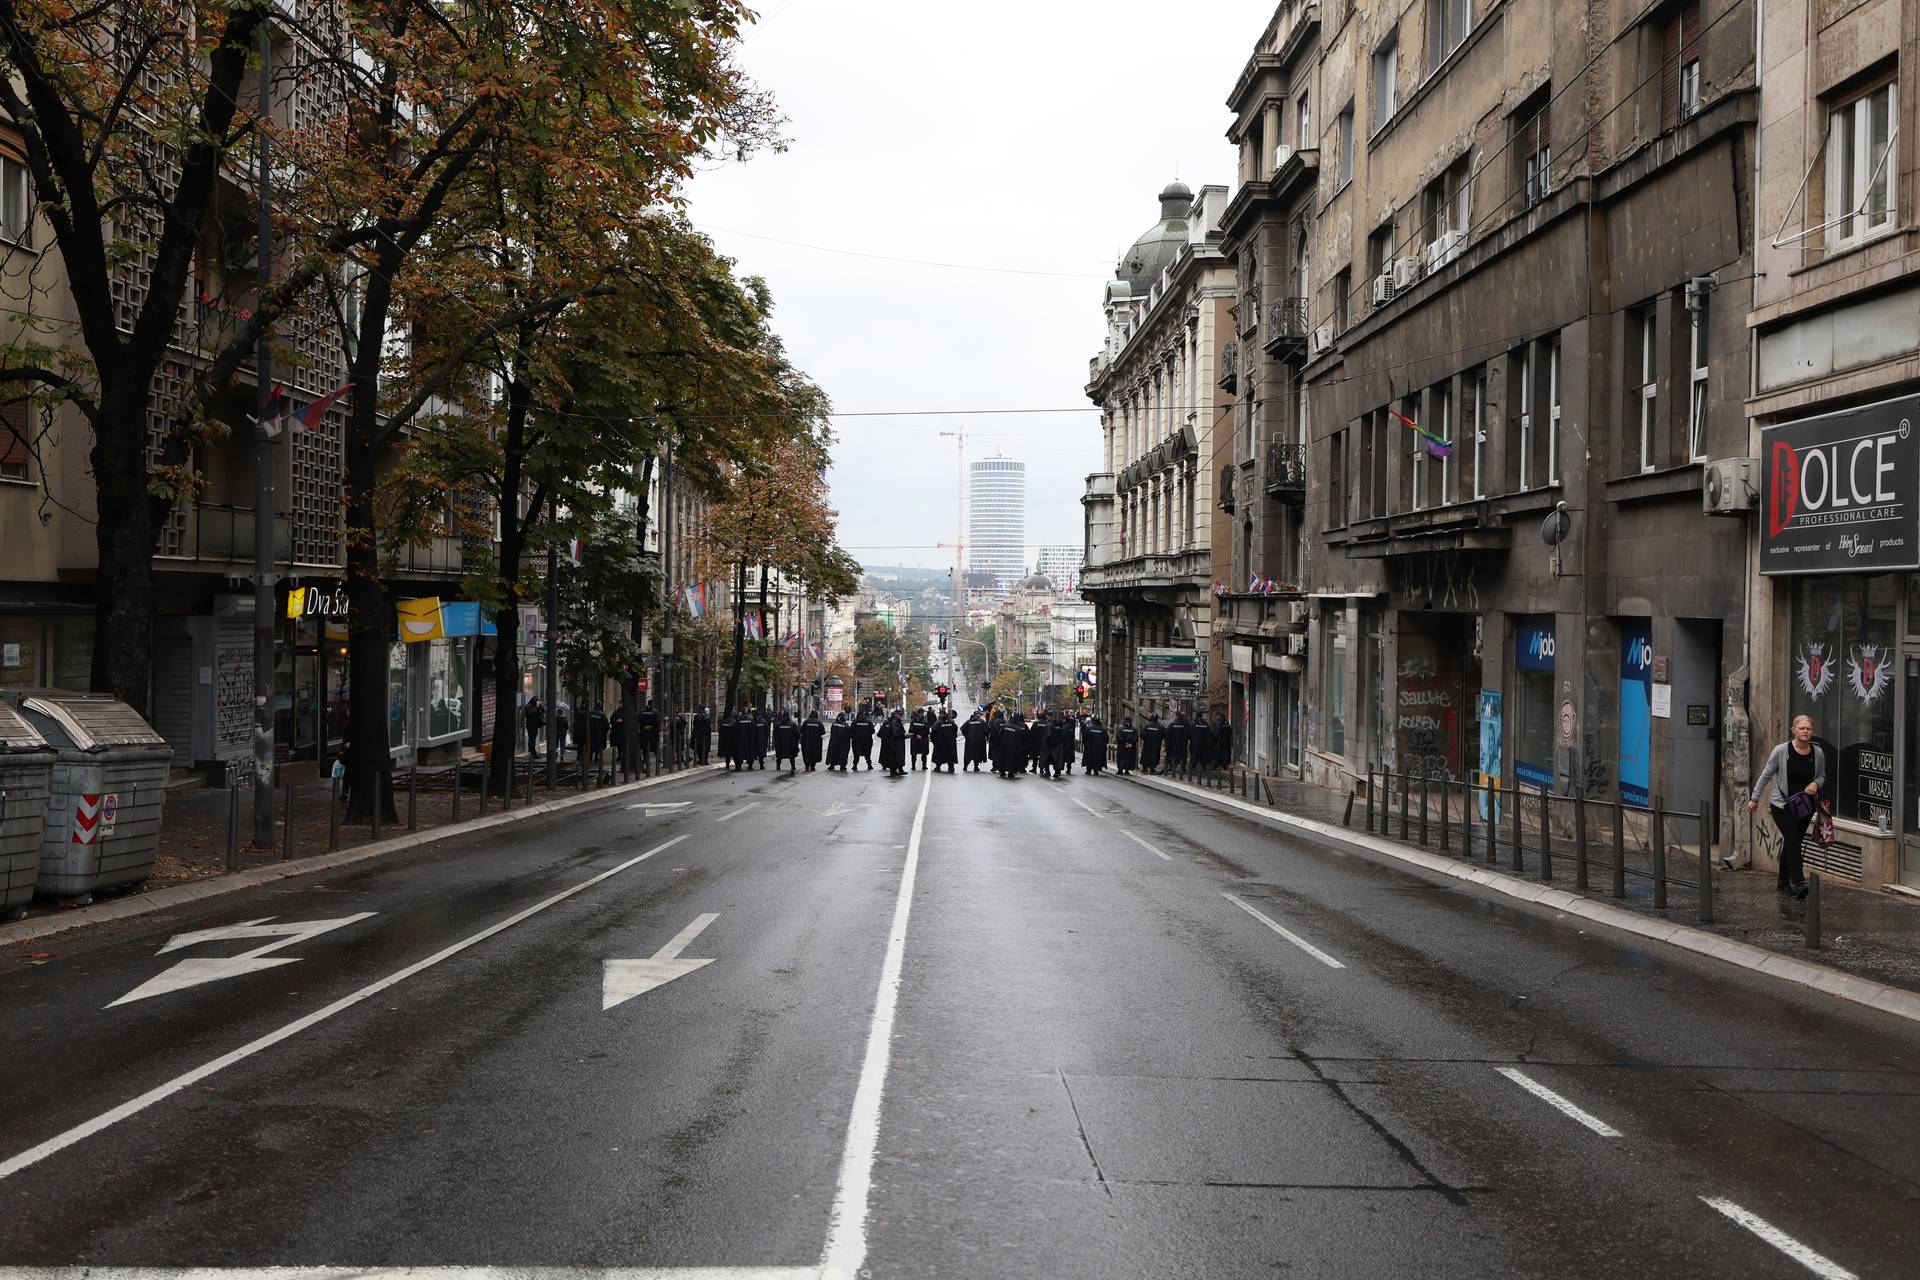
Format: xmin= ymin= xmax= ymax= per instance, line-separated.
xmin=1419 ymin=773 xmax=1430 ymax=846
xmin=1343 ymin=789 xmax=1355 ymax=827
xmin=1698 ymin=800 xmax=1713 ymax=924
xmin=1573 ymin=791 xmax=1588 ymax=890
xmin=226 ymin=784 xmax=240 ymax=871
xmin=1366 ymin=768 xmax=1376 ymax=833
xmin=282 ymin=780 xmax=295 ymax=862
xmin=328 ymin=776 xmax=340 ymax=851
xmin=408 ymin=767 xmax=418 ymax=832
xmin=1806 ymin=874 xmax=1822 ymax=949
xmin=1652 ymin=794 xmax=1667 ymax=909
xmin=1539 ymin=787 xmax=1553 ymax=882
xmin=1440 ymin=779 xmax=1451 ymax=853
xmin=1464 ymin=781 xmax=1475 ymax=859
xmin=1399 ymin=772 xmax=1410 ymax=841
xmin=451 ymin=765 xmax=462 ymax=823
xmin=1612 ymin=800 xmax=1626 ymax=898
xmin=527 ymin=761 xmax=535 ymax=807
xmin=1510 ymin=784 xmax=1523 ymax=874
xmin=371 ymin=777 xmax=383 ymax=844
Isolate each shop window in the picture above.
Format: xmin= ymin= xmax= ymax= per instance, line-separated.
xmin=1325 ymin=612 xmax=1347 ymax=755
xmin=1789 ymin=575 xmax=1896 ymax=825
xmin=1513 ymin=615 xmax=1555 ymax=788
xmin=426 ymin=637 xmax=472 ymax=741
xmin=388 ymin=640 xmax=408 ymax=750
xmin=1825 ymin=78 xmax=1896 ymax=251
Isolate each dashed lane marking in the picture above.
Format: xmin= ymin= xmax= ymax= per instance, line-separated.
xmin=1121 ymin=830 xmax=1173 ymax=861
xmin=1222 ymin=893 xmax=1345 ymax=970
xmin=1699 ymin=1197 xmax=1858 ymax=1280
xmin=714 ymin=801 xmax=761 ymax=824
xmin=1495 ymin=1067 xmax=1622 ymax=1138
xmin=1068 ymin=796 xmax=1102 ymax=817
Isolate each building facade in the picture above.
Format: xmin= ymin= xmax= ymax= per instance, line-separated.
xmin=1033 ymin=544 xmax=1083 ymax=589
xmin=968 ymin=457 xmax=1028 ymax=598
xmin=1081 ymin=182 xmax=1237 ymax=727
xmin=1280 ymin=0 xmax=1754 ymax=857
xmin=1748 ymin=0 xmax=1918 ymax=887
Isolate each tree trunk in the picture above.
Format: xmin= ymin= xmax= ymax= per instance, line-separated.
xmin=86 ymin=376 xmax=161 ymax=712
xmin=343 ymin=256 xmax=397 ymax=824
xmin=488 ymin=603 xmax=521 ymax=797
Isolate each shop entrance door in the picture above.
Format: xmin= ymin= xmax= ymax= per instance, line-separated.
xmin=1903 ymin=655 xmax=1920 ymax=888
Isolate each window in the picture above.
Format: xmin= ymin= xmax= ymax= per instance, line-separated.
xmin=1513 ymin=343 xmax=1534 ymax=492
xmin=1789 ymin=575 xmax=1896 ymax=825
xmin=1633 ymin=305 xmax=1658 ymax=472
xmin=1422 ymin=158 xmax=1470 ymax=252
xmin=0 ymin=400 xmax=28 ymax=481
xmin=1546 ymin=337 xmax=1562 ymax=484
xmin=1433 ymin=381 xmax=1456 ymax=504
xmin=1371 ymin=409 xmax=1389 ymax=516
xmin=0 ymin=155 xmax=29 ymax=246
xmin=1514 ymin=87 xmax=1551 ymax=209
xmin=1467 ymin=367 xmax=1488 ymax=499
xmin=1513 ymin=616 xmax=1555 ymax=789
xmin=1372 ymin=32 xmax=1399 ymax=132
xmin=1328 ymin=429 xmax=1346 ymax=529
xmin=1367 ymin=223 xmax=1394 ymax=286
xmin=1332 ymin=267 xmax=1351 ymax=331
xmin=1325 ymin=613 xmax=1348 ymax=755
xmin=1428 ymin=0 xmax=1471 ymax=71
xmin=1687 ymin=290 xmax=1709 ymax=461
xmin=1660 ymin=0 xmax=1702 ymax=130
xmin=1337 ymin=103 xmax=1355 ymax=183
xmin=1826 ymin=80 xmax=1897 ymax=250
xmin=1297 ymin=92 xmax=1312 ymax=151
xmin=1405 ymin=395 xmax=1426 ymax=511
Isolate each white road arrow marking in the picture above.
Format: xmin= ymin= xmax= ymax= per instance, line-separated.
xmin=811 ymin=801 xmax=857 ymax=817
xmin=602 ymin=912 xmax=719 ymax=1011
xmin=626 ymin=801 xmax=692 ymax=813
xmin=109 ymin=913 xmax=376 ymax=1008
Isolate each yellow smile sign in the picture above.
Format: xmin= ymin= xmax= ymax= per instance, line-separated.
xmin=397 ymin=597 xmax=445 ymax=643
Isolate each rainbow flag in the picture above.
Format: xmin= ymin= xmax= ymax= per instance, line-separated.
xmin=1389 ymin=406 xmax=1453 ymax=458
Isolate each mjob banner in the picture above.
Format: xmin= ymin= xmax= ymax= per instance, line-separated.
xmin=1762 ymin=395 xmax=1920 ymax=575
xmin=1617 ymin=620 xmax=1653 ymax=808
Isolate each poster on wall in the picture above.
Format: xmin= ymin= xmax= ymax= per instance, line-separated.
xmin=1618 ymin=620 xmax=1653 ymax=808
xmin=1761 ymin=395 xmax=1920 ymax=575
xmin=1477 ymin=690 xmax=1502 ymax=823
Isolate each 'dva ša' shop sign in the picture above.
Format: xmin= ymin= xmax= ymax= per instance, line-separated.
xmin=1762 ymin=395 xmax=1920 ymax=575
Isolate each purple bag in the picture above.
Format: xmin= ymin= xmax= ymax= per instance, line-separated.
xmin=1786 ymin=791 xmax=1816 ymax=820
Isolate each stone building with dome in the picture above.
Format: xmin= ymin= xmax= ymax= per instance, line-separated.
xmin=1080 ymin=180 xmax=1235 ymax=725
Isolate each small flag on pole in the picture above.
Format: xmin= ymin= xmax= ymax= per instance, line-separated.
xmin=294 ymin=383 xmax=352 ymax=433
xmin=257 ymin=384 xmax=288 ymax=438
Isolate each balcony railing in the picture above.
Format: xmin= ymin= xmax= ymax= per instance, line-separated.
xmin=1265 ymin=297 xmax=1308 ymax=352
xmin=1219 ymin=463 xmax=1237 ymax=512
xmin=1217 ymin=340 xmax=1239 ymax=394
xmin=176 ymin=501 xmax=292 ymax=564
xmin=1266 ymin=438 xmax=1306 ymax=498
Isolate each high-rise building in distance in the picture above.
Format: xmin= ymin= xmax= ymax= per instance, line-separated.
xmin=1033 ymin=544 xmax=1082 ymax=593
xmin=967 ymin=457 xmax=1026 ymax=599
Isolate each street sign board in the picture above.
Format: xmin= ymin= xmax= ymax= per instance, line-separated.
xmin=1136 ymin=647 xmax=1199 ymax=697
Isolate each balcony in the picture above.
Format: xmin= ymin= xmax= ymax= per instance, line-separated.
xmin=1217 ymin=340 xmax=1238 ymax=393
xmin=1264 ymin=297 xmax=1308 ymax=354
xmin=1265 ymin=437 xmax=1306 ymax=500
xmin=164 ymin=501 xmax=292 ymax=565
xmin=1219 ymin=463 xmax=1237 ymax=512
xmin=1079 ymin=549 xmax=1213 ymax=597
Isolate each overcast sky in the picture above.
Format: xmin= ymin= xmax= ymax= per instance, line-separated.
xmin=686 ymin=2 xmax=1265 ymax=573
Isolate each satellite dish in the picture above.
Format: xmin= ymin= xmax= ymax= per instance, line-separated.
xmin=1541 ymin=501 xmax=1572 ymax=547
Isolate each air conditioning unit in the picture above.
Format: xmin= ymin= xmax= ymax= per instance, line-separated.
xmin=1311 ymin=324 xmax=1333 ymax=355
xmin=1273 ymin=144 xmax=1294 ymax=171
xmin=1703 ymin=457 xmax=1759 ymax=515
xmin=1425 ymin=230 xmax=1466 ymax=272
xmin=1392 ymin=256 xmax=1423 ymax=291
xmin=1285 ymin=633 xmax=1309 ymax=657
xmin=1287 ymin=600 xmax=1310 ymax=625
xmin=1371 ymin=273 xmax=1395 ymax=306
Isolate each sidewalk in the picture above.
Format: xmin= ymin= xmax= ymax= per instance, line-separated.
xmin=15 ymin=749 xmax=704 ymax=927
xmin=1137 ymin=762 xmax=1920 ymax=1001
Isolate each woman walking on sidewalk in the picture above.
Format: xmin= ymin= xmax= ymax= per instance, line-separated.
xmin=1749 ymin=714 xmax=1825 ymax=899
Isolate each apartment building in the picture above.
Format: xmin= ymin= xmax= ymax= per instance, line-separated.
xmin=1217 ymin=0 xmax=1327 ymax=775
xmin=1081 ymin=181 xmax=1236 ymax=726
xmin=1748 ymin=0 xmax=1918 ymax=888
xmin=1287 ymin=0 xmax=1754 ymax=847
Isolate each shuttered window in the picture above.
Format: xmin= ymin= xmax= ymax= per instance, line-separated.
xmin=1660 ymin=0 xmax=1702 ymax=131
xmin=0 ymin=399 xmax=30 ymax=480
xmin=1515 ymin=88 xmax=1552 ymax=208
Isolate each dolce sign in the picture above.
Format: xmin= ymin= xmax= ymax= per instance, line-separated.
xmin=1762 ymin=396 xmax=1920 ymax=575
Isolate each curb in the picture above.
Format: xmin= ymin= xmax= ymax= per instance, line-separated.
xmin=0 ymin=764 xmax=725 ymax=948
xmin=1134 ymin=772 xmax=1920 ymax=1028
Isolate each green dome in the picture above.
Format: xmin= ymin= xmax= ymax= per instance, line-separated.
xmin=1114 ymin=181 xmax=1192 ymax=295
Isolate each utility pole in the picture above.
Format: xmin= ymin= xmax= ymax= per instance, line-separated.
xmin=250 ymin=22 xmax=276 ymax=847
xmin=939 ymin=427 xmax=966 ymax=689
xmin=545 ymin=544 xmax=558 ymax=789
xmin=660 ymin=439 xmax=674 ymax=770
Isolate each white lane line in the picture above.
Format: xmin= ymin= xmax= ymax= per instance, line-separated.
xmin=1494 ymin=1067 xmax=1623 ymax=1138
xmin=1699 ymin=1197 xmax=1858 ymax=1280
xmin=1121 ymin=829 xmax=1173 ymax=861
xmin=1068 ymin=796 xmax=1102 ymax=817
xmin=627 ymin=801 xmax=691 ymax=812
xmin=1222 ymin=893 xmax=1345 ymax=969
xmin=714 ymin=801 xmax=761 ymax=824
xmin=819 ymin=765 xmax=933 ymax=1279
xmin=0 ymin=835 xmax=690 ymax=1185
xmin=0 ymin=1269 xmax=819 ymax=1279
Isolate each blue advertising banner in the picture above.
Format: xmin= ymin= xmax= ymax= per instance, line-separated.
xmin=1477 ymin=689 xmax=1503 ymax=823
xmin=1618 ymin=619 xmax=1653 ymax=808
xmin=1516 ymin=621 xmax=1556 ymax=671
xmin=1514 ymin=618 xmax=1554 ymax=789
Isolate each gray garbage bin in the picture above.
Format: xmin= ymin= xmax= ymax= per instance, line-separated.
xmin=0 ymin=702 xmax=55 ymax=918
xmin=5 ymin=692 xmax=171 ymax=902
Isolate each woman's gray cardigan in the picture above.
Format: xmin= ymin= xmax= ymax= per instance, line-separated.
xmin=1750 ymin=742 xmax=1826 ymax=810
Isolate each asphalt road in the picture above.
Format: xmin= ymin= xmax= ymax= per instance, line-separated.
xmin=1 ymin=757 xmax=1917 ymax=1279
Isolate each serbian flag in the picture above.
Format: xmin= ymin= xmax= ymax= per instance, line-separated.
xmin=743 ymin=612 xmax=764 ymax=641
xmin=782 ymin=632 xmax=800 ymax=650
xmin=806 ymin=642 xmax=821 ymax=660
xmin=294 ymin=383 xmax=351 ymax=433
xmin=257 ymin=384 xmax=288 ymax=438
xmin=681 ymin=583 xmax=709 ymax=618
